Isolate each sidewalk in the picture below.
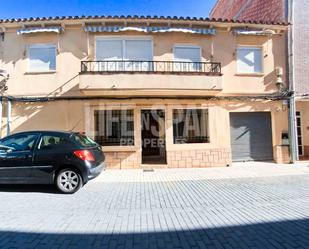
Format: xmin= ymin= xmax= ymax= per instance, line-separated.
xmin=94 ymin=162 xmax=309 ymax=183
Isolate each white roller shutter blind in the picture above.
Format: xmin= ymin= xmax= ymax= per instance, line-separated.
xmin=174 ymin=46 xmax=201 ymax=71
xmin=96 ymin=40 xmax=123 ymax=60
xmin=96 ymin=40 xmax=123 ymax=71
xmin=125 ymin=40 xmax=152 ymax=71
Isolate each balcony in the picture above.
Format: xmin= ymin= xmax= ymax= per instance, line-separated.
xmin=79 ymin=60 xmax=223 ymax=95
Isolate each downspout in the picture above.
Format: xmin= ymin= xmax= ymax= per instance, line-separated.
xmin=287 ymin=0 xmax=298 ymax=162
xmin=6 ymin=99 xmax=11 ymax=136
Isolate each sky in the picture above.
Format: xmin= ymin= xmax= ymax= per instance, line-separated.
xmin=0 ymin=0 xmax=217 ymax=19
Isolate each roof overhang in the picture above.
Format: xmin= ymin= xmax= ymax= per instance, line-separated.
xmin=0 ymin=15 xmax=288 ymax=33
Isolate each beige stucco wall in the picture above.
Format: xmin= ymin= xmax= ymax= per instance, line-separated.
xmin=0 ymin=20 xmax=290 ymax=167
xmin=0 ymin=26 xmax=287 ymax=97
xmin=1 ymin=98 xmax=290 ymax=167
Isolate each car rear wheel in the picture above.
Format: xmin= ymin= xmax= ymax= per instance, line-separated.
xmin=56 ymin=169 xmax=83 ymax=194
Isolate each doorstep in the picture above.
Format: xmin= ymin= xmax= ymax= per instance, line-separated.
xmin=141 ymin=164 xmax=169 ymax=169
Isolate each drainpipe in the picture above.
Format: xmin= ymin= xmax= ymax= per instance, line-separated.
xmin=6 ymin=98 xmax=11 ymax=136
xmin=287 ymin=0 xmax=298 ymax=162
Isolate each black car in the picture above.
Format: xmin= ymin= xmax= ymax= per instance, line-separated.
xmin=0 ymin=131 xmax=105 ymax=194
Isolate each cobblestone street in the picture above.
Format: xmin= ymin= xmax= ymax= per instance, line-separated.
xmin=1 ymin=164 xmax=309 ymax=249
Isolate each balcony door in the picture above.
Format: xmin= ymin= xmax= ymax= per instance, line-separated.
xmin=173 ymin=45 xmax=201 ymax=72
xmin=96 ymin=37 xmax=153 ymax=71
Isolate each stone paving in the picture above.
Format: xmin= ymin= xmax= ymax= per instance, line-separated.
xmin=0 ymin=163 xmax=309 ymax=248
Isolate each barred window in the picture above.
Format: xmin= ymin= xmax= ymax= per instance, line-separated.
xmin=173 ymin=109 xmax=209 ymax=144
xmin=94 ymin=110 xmax=134 ymax=146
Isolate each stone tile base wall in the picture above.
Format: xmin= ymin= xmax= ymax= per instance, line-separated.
xmin=274 ymin=145 xmax=291 ymax=164
xmin=166 ymin=148 xmax=232 ymax=168
xmin=104 ymin=152 xmax=141 ymax=169
xmin=304 ymin=146 xmax=309 ymax=157
xmin=104 ymin=148 xmax=231 ymax=169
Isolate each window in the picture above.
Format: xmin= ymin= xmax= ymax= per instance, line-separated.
xmin=173 ymin=46 xmax=201 ymax=71
xmin=173 ymin=109 xmax=209 ymax=144
xmin=96 ymin=38 xmax=152 ymax=71
xmin=0 ymin=134 xmax=38 ymax=152
xmin=72 ymin=134 xmax=98 ymax=148
xmin=237 ymin=47 xmax=262 ymax=74
xmin=94 ymin=110 xmax=134 ymax=146
xmin=38 ymin=135 xmax=73 ymax=150
xmin=28 ymin=44 xmax=56 ymax=72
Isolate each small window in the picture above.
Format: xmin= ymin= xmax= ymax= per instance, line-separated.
xmin=237 ymin=47 xmax=262 ymax=74
xmin=0 ymin=134 xmax=38 ymax=152
xmin=38 ymin=135 xmax=72 ymax=150
xmin=28 ymin=44 xmax=56 ymax=72
xmin=173 ymin=109 xmax=209 ymax=144
xmin=94 ymin=110 xmax=134 ymax=146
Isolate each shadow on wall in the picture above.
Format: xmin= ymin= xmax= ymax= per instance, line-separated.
xmin=0 ymin=218 xmax=308 ymax=248
xmin=1 ymin=92 xmax=84 ymax=134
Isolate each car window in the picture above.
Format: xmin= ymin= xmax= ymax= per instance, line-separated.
xmin=38 ymin=135 xmax=73 ymax=150
xmin=72 ymin=134 xmax=98 ymax=148
xmin=0 ymin=134 xmax=38 ymax=152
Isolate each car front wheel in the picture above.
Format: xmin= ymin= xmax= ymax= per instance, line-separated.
xmin=56 ymin=169 xmax=83 ymax=194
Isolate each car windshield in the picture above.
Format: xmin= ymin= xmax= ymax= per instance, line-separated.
xmin=72 ymin=134 xmax=98 ymax=148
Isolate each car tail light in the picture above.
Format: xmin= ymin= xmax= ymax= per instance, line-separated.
xmin=74 ymin=150 xmax=95 ymax=161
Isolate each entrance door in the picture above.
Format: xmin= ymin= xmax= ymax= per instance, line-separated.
xmin=141 ymin=110 xmax=166 ymax=164
xmin=230 ymin=112 xmax=273 ymax=162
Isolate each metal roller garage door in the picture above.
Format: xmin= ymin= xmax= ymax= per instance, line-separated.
xmin=230 ymin=112 xmax=273 ymax=162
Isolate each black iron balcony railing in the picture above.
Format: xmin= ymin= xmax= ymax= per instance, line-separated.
xmin=81 ymin=60 xmax=221 ymax=75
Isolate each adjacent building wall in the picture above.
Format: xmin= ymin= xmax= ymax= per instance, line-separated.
xmin=210 ymin=0 xmax=286 ymax=22
xmin=293 ymin=0 xmax=309 ymax=96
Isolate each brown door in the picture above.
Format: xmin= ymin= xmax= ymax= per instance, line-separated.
xmin=141 ymin=110 xmax=166 ymax=164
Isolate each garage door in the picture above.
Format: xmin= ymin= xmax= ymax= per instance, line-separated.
xmin=230 ymin=112 xmax=273 ymax=162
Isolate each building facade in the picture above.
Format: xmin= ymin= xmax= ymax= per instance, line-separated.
xmin=0 ymin=16 xmax=290 ymax=169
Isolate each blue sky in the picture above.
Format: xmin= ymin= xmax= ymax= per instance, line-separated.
xmin=0 ymin=0 xmax=217 ymax=19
